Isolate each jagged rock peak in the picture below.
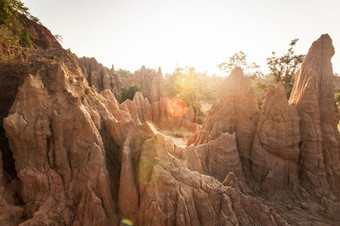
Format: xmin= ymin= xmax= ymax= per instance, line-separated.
xmin=22 ymin=15 xmax=62 ymax=49
xmin=157 ymin=66 xmax=162 ymax=76
xmin=229 ymin=66 xmax=244 ymax=78
xmin=188 ymin=67 xmax=259 ymax=167
xmin=77 ymin=56 xmax=123 ymax=99
xmin=251 ymin=82 xmax=300 ymax=194
xmin=289 ymin=34 xmax=340 ymax=194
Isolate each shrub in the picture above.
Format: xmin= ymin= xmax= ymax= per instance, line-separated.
xmin=257 ymin=98 xmax=264 ymax=110
xmin=334 ymin=92 xmax=340 ymax=103
xmin=120 ymin=84 xmax=141 ymax=103
xmin=0 ymin=0 xmax=34 ymax=48
xmin=117 ymin=69 xmax=133 ymax=78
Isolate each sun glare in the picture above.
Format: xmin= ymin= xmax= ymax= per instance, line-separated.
xmin=165 ymin=97 xmax=189 ymax=117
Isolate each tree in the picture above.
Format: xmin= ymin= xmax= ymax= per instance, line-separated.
xmin=120 ymin=84 xmax=141 ymax=103
xmin=218 ymin=51 xmax=264 ymax=79
xmin=54 ymin=34 xmax=63 ymax=43
xmin=0 ymin=0 xmax=28 ymax=26
xmin=165 ymin=66 xmax=206 ymax=124
xmin=0 ymin=0 xmax=39 ymax=47
xmin=267 ymin=39 xmax=305 ymax=97
xmin=117 ymin=69 xmax=133 ymax=78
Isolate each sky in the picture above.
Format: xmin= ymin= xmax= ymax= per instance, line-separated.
xmin=22 ymin=0 xmax=340 ymax=75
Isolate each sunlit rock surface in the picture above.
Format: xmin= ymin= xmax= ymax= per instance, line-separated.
xmin=289 ymin=34 xmax=340 ymax=195
xmin=1 ymin=14 xmax=340 ymax=225
xmin=120 ymin=92 xmax=199 ymax=131
xmin=188 ymin=67 xmax=259 ymax=176
xmin=251 ymin=83 xmax=301 ymax=194
xmin=78 ymin=57 xmax=123 ymax=99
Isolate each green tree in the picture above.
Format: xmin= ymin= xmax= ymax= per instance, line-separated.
xmin=120 ymin=84 xmax=141 ymax=103
xmin=0 ymin=0 xmax=38 ymax=47
xmin=0 ymin=0 xmax=29 ymax=26
xmin=267 ymin=39 xmax=305 ymax=97
xmin=117 ymin=69 xmax=133 ymax=78
xmin=218 ymin=51 xmax=264 ymax=79
xmin=334 ymin=93 xmax=340 ymax=103
xmin=165 ymin=66 xmax=206 ymax=124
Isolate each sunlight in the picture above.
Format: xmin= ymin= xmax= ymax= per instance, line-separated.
xmin=165 ymin=97 xmax=189 ymax=117
xmin=121 ymin=218 xmax=133 ymax=226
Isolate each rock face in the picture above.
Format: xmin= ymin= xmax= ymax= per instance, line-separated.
xmin=120 ymin=125 xmax=287 ymax=226
xmin=119 ymin=92 xmax=199 ymax=131
xmin=251 ymin=83 xmax=301 ymax=194
xmin=188 ymin=67 xmax=259 ymax=171
xmin=173 ymin=132 xmax=249 ymax=192
xmin=22 ymin=15 xmax=62 ymax=49
xmin=289 ymin=34 xmax=340 ymax=194
xmin=3 ymin=62 xmax=120 ymax=225
xmin=77 ymin=61 xmax=197 ymax=131
xmin=1 ymin=15 xmax=340 ymax=225
xmin=78 ymin=57 xmax=123 ymax=99
xmin=122 ymin=66 xmax=168 ymax=103
xmin=0 ymin=55 xmax=287 ymax=225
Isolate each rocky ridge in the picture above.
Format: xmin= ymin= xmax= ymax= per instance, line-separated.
xmin=0 ymin=48 xmax=287 ymax=225
xmin=78 ymin=58 xmax=198 ymax=131
xmin=188 ymin=34 xmax=340 ymax=224
xmin=0 ymin=15 xmax=339 ymax=226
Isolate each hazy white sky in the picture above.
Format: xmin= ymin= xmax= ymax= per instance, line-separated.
xmin=22 ymin=0 xmax=340 ymax=75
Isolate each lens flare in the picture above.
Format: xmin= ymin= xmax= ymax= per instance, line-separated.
xmin=165 ymin=97 xmax=188 ymax=117
xmin=121 ymin=218 xmax=133 ymax=226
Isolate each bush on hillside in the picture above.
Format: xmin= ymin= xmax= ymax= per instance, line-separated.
xmin=120 ymin=84 xmax=141 ymax=103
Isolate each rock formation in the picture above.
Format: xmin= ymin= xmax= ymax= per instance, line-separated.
xmin=1 ymin=12 xmax=340 ymax=225
xmin=188 ymin=67 xmax=259 ymax=173
xmin=251 ymin=83 xmax=301 ymax=194
xmin=78 ymin=60 xmax=198 ymax=131
xmin=0 ymin=52 xmax=287 ymax=225
xmin=119 ymin=124 xmax=287 ymax=226
xmin=121 ymin=66 xmax=168 ymax=103
xmin=22 ymin=15 xmax=62 ymax=49
xmin=173 ymin=132 xmax=249 ymax=192
xmin=3 ymin=62 xmax=119 ymax=225
xmin=119 ymin=91 xmax=199 ymax=131
xmin=78 ymin=57 xmax=123 ymax=99
xmin=289 ymin=34 xmax=340 ymax=194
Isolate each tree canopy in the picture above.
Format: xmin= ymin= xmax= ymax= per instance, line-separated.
xmin=267 ymin=39 xmax=305 ymax=97
xmin=120 ymin=84 xmax=141 ymax=103
xmin=218 ymin=51 xmax=264 ymax=79
xmin=0 ymin=0 xmax=38 ymax=47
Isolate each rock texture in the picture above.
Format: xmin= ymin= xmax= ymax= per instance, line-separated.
xmin=289 ymin=34 xmax=340 ymax=194
xmin=78 ymin=57 xmax=123 ymax=99
xmin=251 ymin=83 xmax=301 ymax=194
xmin=119 ymin=125 xmax=287 ymax=226
xmin=122 ymin=66 xmax=168 ymax=103
xmin=77 ymin=60 xmax=198 ymax=131
xmin=1 ymin=14 xmax=340 ymax=225
xmin=22 ymin=15 xmax=62 ymax=49
xmin=188 ymin=67 xmax=259 ymax=172
xmin=3 ymin=63 xmax=120 ymax=225
xmin=120 ymin=92 xmax=199 ymax=131
xmin=173 ymin=132 xmax=249 ymax=192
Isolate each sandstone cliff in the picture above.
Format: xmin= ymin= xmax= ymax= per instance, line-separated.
xmin=0 ymin=49 xmax=288 ymax=225
xmin=251 ymin=83 xmax=301 ymax=194
xmin=78 ymin=57 xmax=123 ymax=99
xmin=22 ymin=15 xmax=62 ymax=49
xmin=121 ymin=66 xmax=168 ymax=103
xmin=188 ymin=67 xmax=259 ymax=176
xmin=289 ymin=34 xmax=340 ymax=195
xmin=119 ymin=92 xmax=199 ymax=131
xmin=1 ymin=13 xmax=340 ymax=225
